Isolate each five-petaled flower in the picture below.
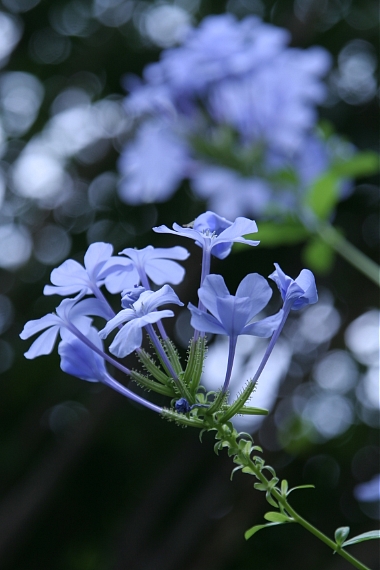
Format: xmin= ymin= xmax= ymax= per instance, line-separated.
xmin=99 ymin=285 xmax=183 ymax=358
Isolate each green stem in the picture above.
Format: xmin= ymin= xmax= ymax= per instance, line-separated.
xmin=218 ymin=423 xmax=372 ymax=570
xmin=280 ymin=501 xmax=371 ymax=570
xmin=317 ymin=222 xmax=380 ymax=287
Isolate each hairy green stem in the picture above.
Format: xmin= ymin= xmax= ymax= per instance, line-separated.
xmin=317 ymin=222 xmax=380 ymax=287
xmin=216 ymin=421 xmax=372 ymax=570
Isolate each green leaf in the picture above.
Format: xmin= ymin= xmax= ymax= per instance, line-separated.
xmin=335 ymin=526 xmax=350 ymax=546
xmin=235 ymin=222 xmax=309 ymax=250
xmin=287 ymin=484 xmax=315 ymax=496
xmin=245 ymin=522 xmax=283 ymax=540
xmin=302 ymin=237 xmax=335 ymax=274
xmin=332 ymin=151 xmax=379 ymax=178
xmin=281 ymin=480 xmax=288 ymax=496
xmin=305 ymin=172 xmax=339 ymax=220
xmin=342 ymin=530 xmax=380 ymax=548
xmin=230 ymin=465 xmax=243 ymax=481
xmin=264 ymin=512 xmax=291 ymax=523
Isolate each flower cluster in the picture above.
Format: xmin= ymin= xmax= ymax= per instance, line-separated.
xmin=21 ymin=212 xmax=317 ymax=420
xmin=117 ymin=15 xmax=354 ymax=218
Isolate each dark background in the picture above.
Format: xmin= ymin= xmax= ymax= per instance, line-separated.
xmin=0 ymin=0 xmax=378 ymax=569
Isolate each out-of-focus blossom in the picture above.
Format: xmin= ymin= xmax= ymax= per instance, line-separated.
xmin=118 ymin=14 xmax=334 ymax=216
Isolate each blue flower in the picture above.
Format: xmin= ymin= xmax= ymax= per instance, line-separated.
xmin=58 ymin=326 xmax=108 ymax=382
xmin=188 ymin=273 xmax=281 ymax=338
xmin=58 ymin=326 xmax=163 ymax=413
xmin=118 ymin=244 xmax=189 ymax=287
xmin=269 ymin=263 xmax=318 ymax=311
xmin=43 ymin=242 xmax=137 ymax=298
xmin=99 ymin=285 xmax=183 ymax=357
xmin=20 ymin=296 xmax=109 ymax=359
xmin=188 ymin=273 xmax=282 ymax=394
xmin=154 ymin=211 xmax=259 ymax=260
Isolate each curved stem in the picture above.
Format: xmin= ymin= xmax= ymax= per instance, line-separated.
xmin=316 ymin=222 xmax=380 ymax=287
xmin=218 ymin=423 xmax=372 ymax=570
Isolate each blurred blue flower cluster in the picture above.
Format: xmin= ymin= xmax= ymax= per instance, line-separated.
xmin=118 ymin=14 xmax=353 ymax=218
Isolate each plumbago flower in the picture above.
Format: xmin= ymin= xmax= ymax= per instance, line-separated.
xmin=44 ymin=242 xmax=189 ymax=298
xmin=20 ymin=295 xmax=109 ymax=359
xmin=20 ymin=212 xmax=380 ymax=565
xmin=154 ymin=211 xmax=259 ymax=284
xmin=99 ymin=285 xmax=183 ymax=358
xmin=188 ymin=273 xmax=283 ymax=393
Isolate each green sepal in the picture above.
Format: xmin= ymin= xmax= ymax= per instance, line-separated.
xmin=184 ymin=337 xmax=207 ymax=394
xmin=245 ymin=522 xmax=283 ymax=540
xmin=264 ymin=511 xmax=292 ymax=523
xmin=136 ymin=349 xmax=172 ymax=386
xmin=130 ymin=370 xmax=175 ymax=397
xmin=161 ymin=408 xmax=204 ymax=428
xmin=163 ymin=338 xmax=183 ymax=375
xmin=335 ymin=526 xmax=350 ymax=547
xmin=342 ymin=530 xmax=380 ymax=548
xmin=239 ymin=406 xmax=269 ymax=415
xmin=219 ymin=378 xmax=257 ymax=422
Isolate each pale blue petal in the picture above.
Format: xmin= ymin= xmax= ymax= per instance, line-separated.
xmin=24 ymin=326 xmax=60 ymax=359
xmin=98 ymin=309 xmax=135 ymax=339
xmin=20 ymin=313 xmax=61 ymax=339
xmin=197 ymin=274 xmax=230 ymax=318
xmin=216 ymin=295 xmax=249 ymax=336
xmin=145 ymin=258 xmax=186 ymax=285
xmin=44 ymin=259 xmax=91 ymax=296
xmin=104 ymin=266 xmax=140 ymax=294
xmin=243 ymin=309 xmax=284 ymax=337
xmin=135 ymin=285 xmax=183 ymax=314
xmin=217 ymin=217 xmax=258 ymax=243
xmin=109 ymin=320 xmax=143 ymax=357
xmin=142 ymin=246 xmax=189 ymax=261
xmin=58 ymin=328 xmax=106 ymax=382
xmin=84 ymin=242 xmax=113 ymax=281
xmin=71 ymin=297 xmax=112 ymax=320
xmin=137 ymin=309 xmax=174 ymax=326
xmin=188 ymin=303 xmax=226 ymax=335
xmin=236 ymin=273 xmax=272 ymax=319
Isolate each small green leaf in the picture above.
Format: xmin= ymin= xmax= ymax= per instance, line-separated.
xmin=265 ymin=492 xmax=279 ymax=509
xmin=281 ymin=480 xmax=289 ymax=496
xmin=245 ymin=522 xmax=283 ymax=540
xmin=230 ymin=465 xmax=243 ymax=481
xmin=335 ymin=526 xmax=350 ymax=546
xmin=287 ymin=484 xmax=315 ymax=496
xmin=342 ymin=530 xmax=380 ymax=548
xmin=264 ymin=512 xmax=291 ymax=523
xmin=302 ymin=237 xmax=335 ymax=274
